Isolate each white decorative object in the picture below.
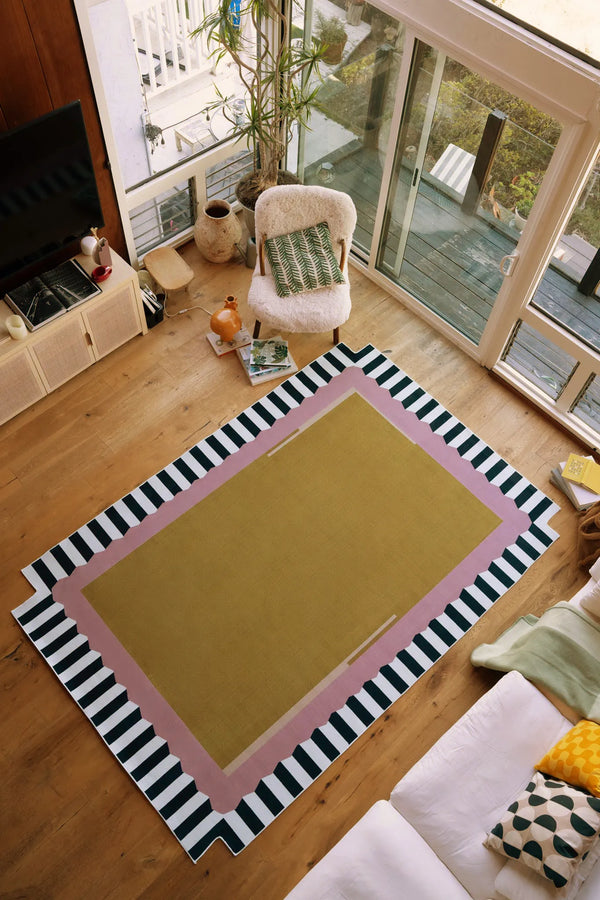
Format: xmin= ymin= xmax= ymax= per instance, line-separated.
xmin=80 ymin=235 xmax=98 ymax=256
xmin=5 ymin=314 xmax=28 ymax=340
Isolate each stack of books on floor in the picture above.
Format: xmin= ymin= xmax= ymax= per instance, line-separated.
xmin=551 ymin=454 xmax=600 ymax=511
xmin=236 ymin=336 xmax=298 ymax=385
xmin=140 ymin=285 xmax=164 ymax=328
xmin=206 ymin=326 xmax=252 ymax=356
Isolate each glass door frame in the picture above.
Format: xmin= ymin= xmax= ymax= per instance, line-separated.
xmin=382 ymin=46 xmax=448 ymax=280
xmin=351 ymin=0 xmax=600 ymax=444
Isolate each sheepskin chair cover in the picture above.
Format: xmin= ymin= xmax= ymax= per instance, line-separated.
xmin=247 ymin=185 xmax=357 ymax=334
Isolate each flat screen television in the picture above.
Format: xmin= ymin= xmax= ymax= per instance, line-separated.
xmin=0 ymin=100 xmax=104 ymax=297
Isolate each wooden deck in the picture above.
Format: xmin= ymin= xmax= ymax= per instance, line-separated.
xmin=307 ymin=143 xmax=600 ymax=355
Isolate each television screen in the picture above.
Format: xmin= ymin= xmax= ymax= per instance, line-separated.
xmin=0 ymin=101 xmax=104 ymax=296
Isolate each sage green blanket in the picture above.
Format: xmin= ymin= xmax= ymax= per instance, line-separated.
xmin=471 ymin=601 xmax=600 ymax=722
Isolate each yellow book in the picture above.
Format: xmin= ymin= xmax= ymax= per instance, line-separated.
xmin=562 ymin=454 xmax=600 ymax=494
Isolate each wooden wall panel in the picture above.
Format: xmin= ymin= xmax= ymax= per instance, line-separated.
xmin=0 ymin=0 xmax=51 ymax=126
xmin=0 ymin=0 xmax=126 ymax=259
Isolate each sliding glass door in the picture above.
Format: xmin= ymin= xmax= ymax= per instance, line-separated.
xmin=376 ymin=42 xmax=560 ymax=345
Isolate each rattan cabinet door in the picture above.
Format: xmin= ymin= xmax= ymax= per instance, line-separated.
xmin=83 ymin=285 xmax=142 ymax=359
xmin=0 ymin=350 xmax=46 ymax=425
xmin=29 ymin=314 xmax=95 ymax=392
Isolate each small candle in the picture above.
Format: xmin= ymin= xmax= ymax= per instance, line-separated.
xmin=6 ymin=315 xmax=28 ymax=340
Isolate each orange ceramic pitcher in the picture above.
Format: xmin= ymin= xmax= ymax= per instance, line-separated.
xmin=210 ymin=295 xmax=242 ymax=342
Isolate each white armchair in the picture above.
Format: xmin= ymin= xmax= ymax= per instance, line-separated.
xmin=247 ymin=185 xmax=357 ymax=344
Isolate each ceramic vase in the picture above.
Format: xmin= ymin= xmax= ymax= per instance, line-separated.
xmin=194 ymin=199 xmax=242 ymax=263
xmin=210 ymin=295 xmax=242 ymax=342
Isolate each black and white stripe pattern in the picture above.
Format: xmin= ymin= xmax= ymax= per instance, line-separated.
xmin=12 ymin=343 xmax=559 ymax=861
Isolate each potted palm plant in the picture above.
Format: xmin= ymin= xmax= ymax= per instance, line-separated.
xmin=191 ymin=0 xmax=325 ymax=219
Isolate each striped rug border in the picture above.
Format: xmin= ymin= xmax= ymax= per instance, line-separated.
xmin=12 ymin=343 xmax=559 ymax=861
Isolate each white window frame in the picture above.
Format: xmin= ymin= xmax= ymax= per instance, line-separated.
xmin=77 ymin=0 xmax=600 ymax=441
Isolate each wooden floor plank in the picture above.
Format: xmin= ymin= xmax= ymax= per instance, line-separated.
xmin=0 ymin=244 xmax=590 ymax=898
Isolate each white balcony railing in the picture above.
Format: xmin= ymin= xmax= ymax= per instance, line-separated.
xmin=126 ymin=0 xmax=214 ymax=97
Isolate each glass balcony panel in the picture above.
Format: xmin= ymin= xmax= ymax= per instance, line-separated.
xmin=572 ymin=376 xmax=600 ymax=432
xmin=130 ymin=182 xmax=194 ymax=257
xmin=502 ymin=321 xmax=577 ymax=400
xmin=375 ymin=48 xmax=561 ymax=345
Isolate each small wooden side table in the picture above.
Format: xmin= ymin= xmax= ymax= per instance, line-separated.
xmin=143 ymin=247 xmax=194 ymax=298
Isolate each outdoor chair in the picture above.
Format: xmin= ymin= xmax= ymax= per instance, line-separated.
xmin=247 ymin=185 xmax=357 ymax=344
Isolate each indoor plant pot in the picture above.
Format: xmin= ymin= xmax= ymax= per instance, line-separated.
xmin=191 ymin=0 xmax=325 ymax=218
xmin=235 ymin=170 xmax=300 ymax=237
xmin=315 ymin=12 xmax=348 ymax=65
xmin=194 ymin=199 xmax=242 ymax=263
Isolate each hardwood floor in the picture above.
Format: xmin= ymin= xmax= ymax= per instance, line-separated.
xmin=0 ymin=241 xmax=590 ymax=899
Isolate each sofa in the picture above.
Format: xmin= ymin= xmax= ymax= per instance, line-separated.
xmin=286 ymin=570 xmax=600 ymax=900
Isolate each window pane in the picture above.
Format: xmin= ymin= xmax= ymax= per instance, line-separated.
xmin=85 ymin=0 xmax=248 ymax=190
xmin=299 ymin=3 xmax=405 ymax=255
xmin=529 ymin=149 xmax=600 ymax=352
xmin=375 ymin=50 xmax=560 ymax=345
xmin=130 ymin=182 xmax=194 ymax=257
xmin=502 ymin=321 xmax=577 ymax=400
xmin=476 ymin=1 xmax=599 ymax=66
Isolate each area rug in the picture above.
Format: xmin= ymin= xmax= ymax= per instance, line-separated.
xmin=12 ymin=343 xmax=559 ymax=862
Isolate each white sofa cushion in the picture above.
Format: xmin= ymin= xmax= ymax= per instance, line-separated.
xmin=389 ymin=671 xmax=573 ymax=900
xmin=285 ymin=799 xmax=471 ymax=899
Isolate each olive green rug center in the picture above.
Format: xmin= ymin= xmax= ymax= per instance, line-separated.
xmin=82 ymin=392 xmax=499 ymax=769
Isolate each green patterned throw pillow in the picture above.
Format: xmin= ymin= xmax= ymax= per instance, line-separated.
xmin=264 ymin=222 xmax=345 ymax=297
xmin=485 ymin=772 xmax=600 ymax=888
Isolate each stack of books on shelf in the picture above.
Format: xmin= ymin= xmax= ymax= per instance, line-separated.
xmin=236 ymin=337 xmax=298 ymax=385
xmin=551 ymin=454 xmax=600 ymax=511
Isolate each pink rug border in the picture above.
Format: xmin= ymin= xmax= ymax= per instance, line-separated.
xmin=53 ymin=366 xmax=529 ymax=810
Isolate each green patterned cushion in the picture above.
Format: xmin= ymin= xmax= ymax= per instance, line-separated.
xmin=264 ymin=222 xmax=345 ymax=297
xmin=485 ymin=772 xmax=600 ymax=888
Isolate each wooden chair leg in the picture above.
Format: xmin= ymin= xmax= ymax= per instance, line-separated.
xmin=253 ymin=319 xmax=262 ymax=339
xmin=333 ymin=326 xmax=340 ymax=344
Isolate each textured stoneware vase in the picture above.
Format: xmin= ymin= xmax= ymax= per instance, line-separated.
xmin=210 ymin=295 xmax=242 ymax=342
xmin=194 ymin=199 xmax=242 ymax=263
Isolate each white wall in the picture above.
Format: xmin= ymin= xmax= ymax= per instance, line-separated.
xmin=88 ymin=0 xmax=151 ymax=189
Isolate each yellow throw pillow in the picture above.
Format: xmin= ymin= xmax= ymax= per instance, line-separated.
xmin=536 ymin=719 xmax=600 ymax=796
